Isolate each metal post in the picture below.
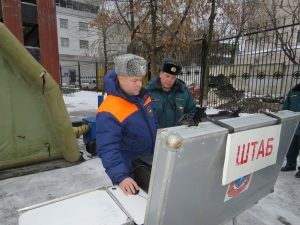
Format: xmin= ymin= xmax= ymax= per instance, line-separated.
xmin=95 ymin=61 xmax=99 ymax=92
xmin=78 ymin=61 xmax=81 ymax=89
xmin=200 ymin=36 xmax=208 ymax=107
xmin=2 ymin=0 xmax=24 ymax=43
xmin=59 ymin=64 xmax=62 ymax=88
xmin=37 ymin=0 xmax=60 ymax=84
xmin=233 ymin=216 xmax=238 ymax=225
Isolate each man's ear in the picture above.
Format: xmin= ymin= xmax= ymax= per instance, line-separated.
xmin=159 ymin=71 xmax=163 ymax=79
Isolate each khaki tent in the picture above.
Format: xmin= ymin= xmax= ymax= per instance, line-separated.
xmin=0 ymin=22 xmax=80 ymax=170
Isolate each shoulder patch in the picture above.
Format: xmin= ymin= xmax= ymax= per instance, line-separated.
xmin=146 ymin=105 xmax=154 ymax=116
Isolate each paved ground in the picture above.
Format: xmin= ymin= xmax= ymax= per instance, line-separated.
xmin=1 ymin=152 xmax=299 ymax=225
xmin=0 ymin=139 xmax=112 ymax=225
xmin=224 ymin=171 xmax=300 ymax=225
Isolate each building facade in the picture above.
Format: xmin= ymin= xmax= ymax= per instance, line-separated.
xmin=56 ymin=0 xmax=101 ymax=86
xmin=56 ymin=0 xmax=130 ymax=88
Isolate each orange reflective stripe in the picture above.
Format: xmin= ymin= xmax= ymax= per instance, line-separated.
xmin=143 ymin=96 xmax=151 ymax=106
xmin=97 ymin=95 xmax=138 ymax=123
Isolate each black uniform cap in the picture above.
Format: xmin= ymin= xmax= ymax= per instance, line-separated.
xmin=160 ymin=58 xmax=182 ymax=76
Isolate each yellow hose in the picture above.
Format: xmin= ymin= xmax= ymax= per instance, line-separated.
xmin=73 ymin=124 xmax=90 ymax=138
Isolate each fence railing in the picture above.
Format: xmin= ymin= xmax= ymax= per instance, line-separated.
xmin=180 ymin=21 xmax=300 ymax=112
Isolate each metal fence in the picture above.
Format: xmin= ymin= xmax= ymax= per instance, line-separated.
xmin=60 ymin=60 xmax=99 ymax=91
xmin=184 ymin=21 xmax=300 ymax=113
xmin=171 ymin=21 xmax=300 ymax=112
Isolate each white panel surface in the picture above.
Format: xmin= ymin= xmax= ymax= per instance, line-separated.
xmin=19 ymin=189 xmax=130 ymax=225
xmin=108 ymin=186 xmax=148 ymax=225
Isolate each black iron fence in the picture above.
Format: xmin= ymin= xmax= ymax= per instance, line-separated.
xmin=191 ymin=21 xmax=300 ymax=112
xmin=60 ymin=60 xmax=105 ymax=91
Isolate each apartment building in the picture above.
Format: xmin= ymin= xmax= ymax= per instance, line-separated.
xmin=56 ymin=0 xmax=130 ymax=86
xmin=56 ymin=0 xmax=101 ymax=85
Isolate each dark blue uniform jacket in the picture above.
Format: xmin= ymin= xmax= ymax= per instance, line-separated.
xmin=144 ymin=76 xmax=196 ymax=128
xmin=96 ymin=71 xmax=157 ymax=184
xmin=282 ymin=83 xmax=300 ymax=135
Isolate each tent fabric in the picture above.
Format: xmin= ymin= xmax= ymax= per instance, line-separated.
xmin=0 ymin=22 xmax=80 ymax=170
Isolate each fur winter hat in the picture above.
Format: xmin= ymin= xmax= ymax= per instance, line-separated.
xmin=114 ymin=54 xmax=147 ymax=77
xmin=160 ymin=58 xmax=182 ymax=76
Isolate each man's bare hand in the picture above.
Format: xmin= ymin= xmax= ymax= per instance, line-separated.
xmin=119 ymin=177 xmax=139 ymax=195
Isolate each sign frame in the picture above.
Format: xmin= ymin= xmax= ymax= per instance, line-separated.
xmin=222 ymin=124 xmax=282 ymax=185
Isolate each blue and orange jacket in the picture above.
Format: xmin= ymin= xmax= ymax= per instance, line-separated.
xmin=96 ymin=71 xmax=158 ymax=184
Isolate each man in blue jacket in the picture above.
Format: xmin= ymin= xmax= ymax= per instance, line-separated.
xmin=144 ymin=58 xmax=196 ymax=128
xmin=96 ymin=54 xmax=158 ymax=194
xmin=281 ymin=83 xmax=300 ymax=178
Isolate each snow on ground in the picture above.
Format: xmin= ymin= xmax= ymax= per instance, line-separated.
xmin=206 ymin=107 xmax=222 ymax=115
xmin=63 ymin=91 xmax=98 ymax=113
xmin=63 ymin=90 xmax=99 ymax=118
xmin=1 ymin=91 xmax=299 ymax=225
xmin=224 ymin=171 xmax=300 ymax=225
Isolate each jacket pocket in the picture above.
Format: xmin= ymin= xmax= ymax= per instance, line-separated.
xmin=175 ymin=98 xmax=185 ymax=113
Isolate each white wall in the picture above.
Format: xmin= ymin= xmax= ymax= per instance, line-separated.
xmin=56 ymin=6 xmax=99 ymax=57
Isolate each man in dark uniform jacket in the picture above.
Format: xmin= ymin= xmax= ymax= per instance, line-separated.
xmin=144 ymin=58 xmax=196 ymax=128
xmin=281 ymin=83 xmax=300 ymax=178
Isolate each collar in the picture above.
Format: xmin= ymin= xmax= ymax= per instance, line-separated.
xmin=292 ymin=83 xmax=300 ymax=91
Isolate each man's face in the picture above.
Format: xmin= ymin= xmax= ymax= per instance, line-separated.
xmin=118 ymin=75 xmax=143 ymax=96
xmin=159 ymin=71 xmax=177 ymax=91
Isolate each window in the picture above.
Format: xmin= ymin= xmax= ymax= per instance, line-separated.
xmin=66 ymin=0 xmax=73 ymax=8
xmin=79 ymin=40 xmax=89 ymax=49
xmin=61 ymin=37 xmax=69 ymax=47
xmin=56 ymin=0 xmax=98 ymax=13
xmin=58 ymin=0 xmax=66 ymax=7
xmin=59 ymin=18 xmax=68 ymax=29
xmin=79 ymin=22 xmax=88 ymax=32
xmin=297 ymin=30 xmax=300 ymax=44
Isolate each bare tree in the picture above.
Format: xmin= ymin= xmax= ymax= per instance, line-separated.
xmin=280 ymin=0 xmax=300 ymax=23
xmin=90 ymin=2 xmax=129 ymax=74
xmin=220 ymin=0 xmax=259 ymax=64
xmin=202 ymin=0 xmax=217 ymax=105
xmin=112 ymin=0 xmax=200 ymax=77
xmin=260 ymin=0 xmax=299 ymax=64
xmin=90 ymin=10 xmax=111 ymax=74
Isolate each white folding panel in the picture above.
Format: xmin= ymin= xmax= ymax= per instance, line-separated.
xmin=18 ymin=188 xmax=134 ymax=225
